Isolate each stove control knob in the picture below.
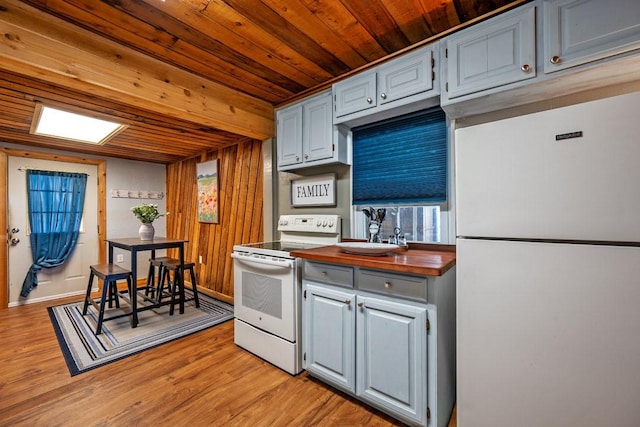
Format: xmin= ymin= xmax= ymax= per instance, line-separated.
xmin=322 ymin=220 xmax=328 ymax=227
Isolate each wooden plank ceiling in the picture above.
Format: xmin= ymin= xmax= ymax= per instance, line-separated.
xmin=0 ymin=0 xmax=523 ymax=164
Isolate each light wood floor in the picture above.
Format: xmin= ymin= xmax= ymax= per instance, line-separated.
xmin=0 ymin=296 xmax=456 ymax=426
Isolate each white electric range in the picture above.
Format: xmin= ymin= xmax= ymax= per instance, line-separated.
xmin=231 ymin=214 xmax=341 ymax=374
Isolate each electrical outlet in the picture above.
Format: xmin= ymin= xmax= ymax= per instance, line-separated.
xmin=199 ymin=255 xmax=203 ymax=264
xmin=116 ymin=254 xmax=124 ymax=263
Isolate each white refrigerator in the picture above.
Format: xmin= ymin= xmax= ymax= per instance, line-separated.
xmin=455 ymin=91 xmax=640 ymax=427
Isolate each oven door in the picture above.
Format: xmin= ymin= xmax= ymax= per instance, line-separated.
xmin=231 ymin=252 xmax=298 ymax=342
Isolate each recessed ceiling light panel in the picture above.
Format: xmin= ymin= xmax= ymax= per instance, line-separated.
xmin=31 ymin=105 xmax=127 ymax=145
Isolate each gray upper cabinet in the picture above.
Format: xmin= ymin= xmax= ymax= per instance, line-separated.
xmin=277 ymin=90 xmax=348 ymax=171
xmin=333 ymin=45 xmax=438 ymax=124
xmin=543 ymin=0 xmax=640 ymax=73
xmin=333 ymin=71 xmax=377 ymax=118
xmin=443 ymin=4 xmax=536 ymax=100
xmin=276 ymin=104 xmax=303 ymax=168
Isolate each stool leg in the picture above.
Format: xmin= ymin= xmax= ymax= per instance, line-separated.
xmin=109 ymin=281 xmax=120 ymax=308
xmin=145 ymin=262 xmax=155 ymax=298
xmin=158 ymin=267 xmax=169 ymax=304
xmin=188 ymin=267 xmax=200 ymax=308
xmin=126 ymin=275 xmax=137 ymax=328
xmin=169 ymin=269 xmax=177 ymax=315
xmin=178 ymin=268 xmax=185 ymax=314
xmin=82 ymin=271 xmax=95 ymax=315
xmin=96 ymin=278 xmax=111 ymax=335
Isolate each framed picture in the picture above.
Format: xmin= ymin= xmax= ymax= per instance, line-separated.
xmin=196 ymin=159 xmax=219 ymax=223
xmin=291 ymin=173 xmax=336 ymax=207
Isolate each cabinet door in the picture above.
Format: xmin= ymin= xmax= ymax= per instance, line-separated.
xmin=303 ymin=283 xmax=356 ymax=393
xmin=445 ymin=5 xmax=536 ymax=99
xmin=544 ymin=0 xmax=640 ymax=73
xmin=356 ymin=295 xmax=427 ymax=425
xmin=333 ymin=71 xmax=376 ymax=118
xmin=378 ymin=48 xmax=433 ymax=105
xmin=303 ymin=92 xmax=333 ymax=163
xmin=276 ymin=104 xmax=303 ymax=168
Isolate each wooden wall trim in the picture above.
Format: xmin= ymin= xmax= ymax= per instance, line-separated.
xmin=0 ymin=0 xmax=274 ymax=140
xmin=0 ymin=147 xmax=107 ymax=308
xmin=0 ymin=151 xmax=7 ymax=309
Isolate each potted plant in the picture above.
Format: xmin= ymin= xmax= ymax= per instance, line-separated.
xmin=130 ymin=203 xmax=168 ymax=240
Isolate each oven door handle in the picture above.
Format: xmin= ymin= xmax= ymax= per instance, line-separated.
xmin=231 ymin=252 xmax=295 ymax=269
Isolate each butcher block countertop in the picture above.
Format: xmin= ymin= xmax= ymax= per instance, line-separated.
xmin=290 ymin=243 xmax=456 ymax=276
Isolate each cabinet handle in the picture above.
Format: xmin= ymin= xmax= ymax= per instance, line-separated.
xmin=321 ymin=271 xmax=327 ymax=276
xmin=366 ymin=97 xmax=373 ymax=104
xmin=357 ymin=302 xmax=364 ymax=308
xmin=380 ymin=92 xmax=387 ymax=99
xmin=550 ymin=55 xmax=561 ymax=65
xmin=521 ymin=64 xmax=531 ymax=73
xmin=384 ymin=281 xmax=392 ymax=289
xmin=344 ymin=299 xmax=351 ymax=305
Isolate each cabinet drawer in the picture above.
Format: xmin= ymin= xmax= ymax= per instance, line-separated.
xmin=358 ymin=269 xmax=427 ymax=302
xmin=304 ymin=261 xmax=354 ymax=288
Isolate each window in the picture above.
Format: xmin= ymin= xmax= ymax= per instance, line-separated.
xmin=351 ymin=107 xmax=448 ymax=243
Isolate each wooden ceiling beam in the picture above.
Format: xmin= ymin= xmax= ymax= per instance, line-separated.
xmin=0 ymin=0 xmax=274 ymax=141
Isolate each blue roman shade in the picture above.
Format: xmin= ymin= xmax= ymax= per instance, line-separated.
xmin=352 ymin=107 xmax=447 ymax=205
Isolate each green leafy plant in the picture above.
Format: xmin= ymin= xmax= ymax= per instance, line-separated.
xmin=130 ymin=203 xmax=168 ymax=223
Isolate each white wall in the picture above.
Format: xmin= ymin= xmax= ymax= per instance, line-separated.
xmin=105 ymin=158 xmax=166 ymax=279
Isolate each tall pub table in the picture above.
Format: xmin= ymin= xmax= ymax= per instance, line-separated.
xmin=106 ymin=237 xmax=187 ymax=327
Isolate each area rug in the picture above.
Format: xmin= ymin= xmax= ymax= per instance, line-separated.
xmin=48 ymin=290 xmax=234 ymax=376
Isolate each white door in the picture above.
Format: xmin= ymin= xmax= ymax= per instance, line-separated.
xmin=7 ymin=157 xmax=98 ymax=305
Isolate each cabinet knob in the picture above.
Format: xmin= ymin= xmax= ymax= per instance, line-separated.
xmin=304 ymin=154 xmax=308 ymax=159
xmin=344 ymin=299 xmax=351 ymax=305
xmin=521 ymin=64 xmax=531 ymax=73
xmin=380 ymin=92 xmax=387 ymax=99
xmin=296 ymin=156 xmax=299 ymax=161
xmin=550 ymin=55 xmax=561 ymax=65
xmin=366 ymin=97 xmax=373 ymax=104
xmin=321 ymin=271 xmax=327 ymax=276
xmin=384 ymin=281 xmax=392 ymax=289
xmin=357 ymin=302 xmax=364 ymax=308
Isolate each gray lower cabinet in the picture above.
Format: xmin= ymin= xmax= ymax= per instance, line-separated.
xmin=302 ymin=261 xmax=456 ymax=427
xmin=304 ymin=283 xmax=356 ymax=393
xmin=356 ymin=295 xmax=430 ymax=426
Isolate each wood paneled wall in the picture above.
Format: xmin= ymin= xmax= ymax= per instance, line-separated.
xmin=165 ymin=139 xmax=263 ymax=304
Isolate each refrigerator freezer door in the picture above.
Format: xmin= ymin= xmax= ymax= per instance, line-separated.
xmin=456 ymin=238 xmax=640 ymax=427
xmin=456 ymin=91 xmax=640 ymax=242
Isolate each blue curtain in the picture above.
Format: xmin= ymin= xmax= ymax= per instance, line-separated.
xmin=21 ymin=170 xmax=88 ymax=297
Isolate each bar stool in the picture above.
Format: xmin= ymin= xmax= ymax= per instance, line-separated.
xmin=145 ymin=256 xmax=174 ymax=299
xmin=82 ymin=263 xmax=133 ymax=335
xmin=158 ymin=260 xmax=200 ymax=315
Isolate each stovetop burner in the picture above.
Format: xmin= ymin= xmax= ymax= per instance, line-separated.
xmin=233 ymin=214 xmax=341 ymax=258
xmin=239 ymin=241 xmax=324 ymax=252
